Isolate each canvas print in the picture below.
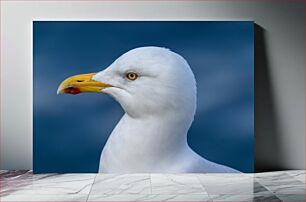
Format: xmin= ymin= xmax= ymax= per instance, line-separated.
xmin=34 ymin=21 xmax=254 ymax=173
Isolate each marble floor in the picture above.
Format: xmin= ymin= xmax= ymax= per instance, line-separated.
xmin=0 ymin=170 xmax=305 ymax=202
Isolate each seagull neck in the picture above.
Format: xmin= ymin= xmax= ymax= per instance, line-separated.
xmin=114 ymin=112 xmax=191 ymax=150
xmin=101 ymin=111 xmax=194 ymax=172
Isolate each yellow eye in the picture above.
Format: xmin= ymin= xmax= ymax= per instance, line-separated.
xmin=126 ymin=72 xmax=138 ymax=81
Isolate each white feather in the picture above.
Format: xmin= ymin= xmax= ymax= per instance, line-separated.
xmin=93 ymin=46 xmax=240 ymax=173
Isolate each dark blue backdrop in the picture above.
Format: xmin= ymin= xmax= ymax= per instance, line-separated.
xmin=34 ymin=21 xmax=254 ymax=173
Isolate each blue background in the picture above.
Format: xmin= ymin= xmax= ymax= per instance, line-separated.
xmin=33 ymin=21 xmax=254 ymax=173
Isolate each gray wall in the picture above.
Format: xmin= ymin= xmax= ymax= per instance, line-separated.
xmin=1 ymin=0 xmax=304 ymax=171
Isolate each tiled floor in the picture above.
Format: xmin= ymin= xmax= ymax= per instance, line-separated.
xmin=0 ymin=170 xmax=305 ymax=201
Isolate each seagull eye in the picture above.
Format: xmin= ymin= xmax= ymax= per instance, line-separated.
xmin=126 ymin=72 xmax=138 ymax=81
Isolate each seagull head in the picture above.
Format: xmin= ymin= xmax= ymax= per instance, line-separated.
xmin=57 ymin=47 xmax=196 ymax=121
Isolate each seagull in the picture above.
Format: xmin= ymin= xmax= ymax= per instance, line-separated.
xmin=57 ymin=46 xmax=240 ymax=173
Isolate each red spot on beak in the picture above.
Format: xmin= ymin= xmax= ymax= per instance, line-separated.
xmin=64 ymin=87 xmax=81 ymax=95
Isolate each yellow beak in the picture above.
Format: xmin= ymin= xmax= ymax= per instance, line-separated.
xmin=57 ymin=73 xmax=112 ymax=95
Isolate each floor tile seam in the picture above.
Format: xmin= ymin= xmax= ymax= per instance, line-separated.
xmin=86 ymin=174 xmax=98 ymax=202
xmin=195 ymin=175 xmax=215 ymax=201
xmin=255 ymin=180 xmax=305 ymax=196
